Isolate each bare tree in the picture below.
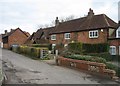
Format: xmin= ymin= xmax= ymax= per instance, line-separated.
xmin=37 ymin=15 xmax=76 ymax=29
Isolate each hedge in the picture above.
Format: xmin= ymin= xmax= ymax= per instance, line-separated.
xmin=68 ymin=43 xmax=82 ymax=54
xmin=87 ymin=52 xmax=120 ymax=62
xmin=68 ymin=43 xmax=109 ymax=54
xmin=64 ymin=54 xmax=107 ymax=63
xmin=12 ymin=46 xmax=48 ymax=59
xmin=82 ymin=43 xmax=109 ymax=53
xmin=106 ymin=63 xmax=120 ymax=77
xmin=29 ymin=44 xmax=49 ymax=48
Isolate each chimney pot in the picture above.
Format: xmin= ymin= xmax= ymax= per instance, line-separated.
xmin=87 ymin=8 xmax=94 ymax=19
xmin=11 ymin=29 xmax=13 ymax=32
xmin=55 ymin=17 xmax=59 ymax=26
xmin=5 ymin=30 xmax=7 ymax=34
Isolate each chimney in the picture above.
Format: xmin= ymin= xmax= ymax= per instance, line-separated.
xmin=5 ymin=30 xmax=7 ymax=34
xmin=11 ymin=29 xmax=13 ymax=32
xmin=87 ymin=8 xmax=94 ymax=19
xmin=55 ymin=17 xmax=59 ymax=26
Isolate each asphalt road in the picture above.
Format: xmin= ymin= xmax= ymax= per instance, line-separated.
xmin=1 ymin=49 xmax=118 ymax=84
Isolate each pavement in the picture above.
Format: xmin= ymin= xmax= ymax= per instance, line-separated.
xmin=1 ymin=49 xmax=119 ymax=84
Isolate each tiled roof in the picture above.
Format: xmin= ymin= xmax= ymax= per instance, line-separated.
xmin=50 ymin=14 xmax=117 ymax=34
xmin=2 ymin=28 xmax=30 ymax=38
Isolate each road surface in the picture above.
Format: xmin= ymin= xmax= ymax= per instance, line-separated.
xmin=1 ymin=49 xmax=118 ymax=84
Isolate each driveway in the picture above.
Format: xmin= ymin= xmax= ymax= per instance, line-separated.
xmin=1 ymin=49 xmax=118 ymax=84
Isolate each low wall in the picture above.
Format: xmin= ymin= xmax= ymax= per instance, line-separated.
xmin=57 ymin=56 xmax=117 ymax=79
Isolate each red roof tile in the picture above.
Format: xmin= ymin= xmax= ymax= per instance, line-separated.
xmin=50 ymin=14 xmax=117 ymax=34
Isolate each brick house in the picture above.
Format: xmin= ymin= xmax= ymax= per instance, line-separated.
xmin=108 ymin=23 xmax=120 ymax=55
xmin=25 ymin=27 xmax=53 ymax=45
xmin=2 ymin=28 xmax=30 ymax=49
xmin=49 ymin=9 xmax=117 ymax=49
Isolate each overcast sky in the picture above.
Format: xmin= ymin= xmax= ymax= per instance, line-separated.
xmin=0 ymin=0 xmax=119 ymax=34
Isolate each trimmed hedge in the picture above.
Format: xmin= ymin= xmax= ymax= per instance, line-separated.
xmin=87 ymin=52 xmax=120 ymax=62
xmin=68 ymin=43 xmax=109 ymax=54
xmin=64 ymin=54 xmax=107 ymax=63
xmin=82 ymin=43 xmax=109 ymax=53
xmin=29 ymin=44 xmax=49 ymax=48
xmin=12 ymin=46 xmax=48 ymax=59
xmin=68 ymin=43 xmax=82 ymax=54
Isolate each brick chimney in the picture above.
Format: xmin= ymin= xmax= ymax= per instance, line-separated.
xmin=55 ymin=17 xmax=59 ymax=26
xmin=5 ymin=30 xmax=8 ymax=34
xmin=87 ymin=8 xmax=94 ymax=19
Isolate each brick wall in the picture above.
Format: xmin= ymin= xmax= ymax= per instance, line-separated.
xmin=77 ymin=29 xmax=108 ymax=44
xmin=57 ymin=56 xmax=117 ymax=79
xmin=50 ymin=29 xmax=108 ymax=45
xmin=8 ymin=29 xmax=28 ymax=48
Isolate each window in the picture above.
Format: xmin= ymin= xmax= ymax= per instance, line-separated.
xmin=89 ymin=30 xmax=98 ymax=38
xmin=118 ymin=31 xmax=120 ymax=38
xmin=109 ymin=46 xmax=116 ymax=55
xmin=64 ymin=33 xmax=70 ymax=39
xmin=51 ymin=35 xmax=56 ymax=40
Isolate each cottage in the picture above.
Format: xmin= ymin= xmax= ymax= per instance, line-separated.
xmin=25 ymin=27 xmax=53 ymax=45
xmin=49 ymin=9 xmax=117 ymax=49
xmin=2 ymin=28 xmax=30 ymax=49
xmin=109 ymin=23 xmax=120 ymax=55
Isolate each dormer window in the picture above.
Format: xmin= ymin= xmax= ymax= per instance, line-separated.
xmin=64 ymin=33 xmax=70 ymax=39
xmin=89 ymin=30 xmax=98 ymax=38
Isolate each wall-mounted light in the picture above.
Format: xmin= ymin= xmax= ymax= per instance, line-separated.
xmin=101 ymin=29 xmax=103 ymax=32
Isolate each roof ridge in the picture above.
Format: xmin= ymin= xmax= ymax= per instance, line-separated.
xmin=103 ymin=14 xmax=110 ymax=27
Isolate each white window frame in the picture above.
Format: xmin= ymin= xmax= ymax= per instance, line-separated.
xmin=89 ymin=30 xmax=99 ymax=38
xmin=64 ymin=33 xmax=70 ymax=39
xmin=116 ymin=27 xmax=120 ymax=38
xmin=109 ymin=46 xmax=116 ymax=55
xmin=51 ymin=35 xmax=56 ymax=40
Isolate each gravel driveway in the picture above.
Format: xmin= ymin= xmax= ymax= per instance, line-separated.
xmin=1 ymin=49 xmax=118 ymax=84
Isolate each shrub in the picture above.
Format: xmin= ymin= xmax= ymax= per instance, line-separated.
xmin=82 ymin=43 xmax=109 ymax=53
xmin=64 ymin=54 xmax=107 ymax=63
xmin=68 ymin=43 xmax=82 ymax=54
xmin=12 ymin=46 xmax=48 ymax=59
xmin=31 ymin=44 xmax=48 ymax=48
xmin=106 ymin=63 xmax=120 ymax=77
xmin=48 ymin=44 xmax=52 ymax=50
xmin=87 ymin=52 xmax=120 ymax=62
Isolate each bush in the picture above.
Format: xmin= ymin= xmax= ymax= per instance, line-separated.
xmin=31 ymin=44 xmax=48 ymax=48
xmin=68 ymin=43 xmax=82 ymax=54
xmin=106 ymin=63 xmax=120 ymax=77
xmin=82 ymin=43 xmax=109 ymax=53
xmin=12 ymin=46 xmax=48 ymax=59
xmin=87 ymin=52 xmax=120 ymax=62
xmin=48 ymin=44 xmax=52 ymax=50
xmin=64 ymin=54 xmax=107 ymax=63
